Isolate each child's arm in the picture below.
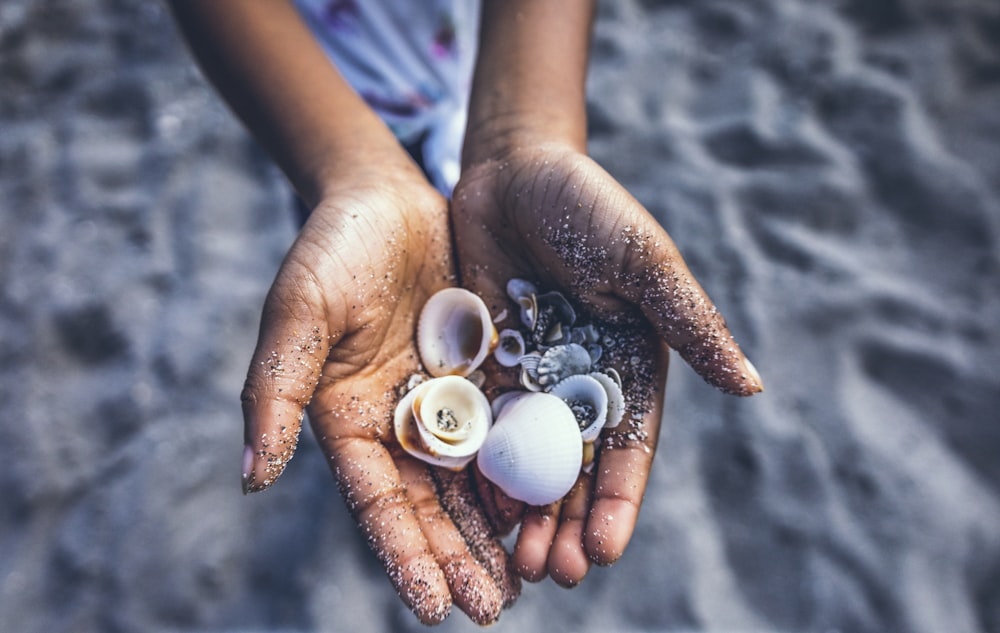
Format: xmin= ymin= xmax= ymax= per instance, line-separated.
xmin=168 ymin=0 xmax=403 ymax=206
xmin=168 ymin=1 xmax=517 ymax=624
xmin=457 ymin=0 xmax=763 ymax=586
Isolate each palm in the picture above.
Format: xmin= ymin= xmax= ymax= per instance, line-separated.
xmin=452 ymin=145 xmax=758 ymax=585
xmin=242 ymin=181 xmax=517 ymax=624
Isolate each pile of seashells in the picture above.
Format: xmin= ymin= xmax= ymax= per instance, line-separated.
xmin=394 ymin=280 xmax=626 ymax=506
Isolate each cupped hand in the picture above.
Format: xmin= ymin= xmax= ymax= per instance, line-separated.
xmin=451 ymin=143 xmax=763 ymax=587
xmin=240 ymin=169 xmax=519 ymax=625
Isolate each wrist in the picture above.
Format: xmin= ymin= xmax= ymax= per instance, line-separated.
xmin=462 ymin=0 xmax=594 ymax=168
xmin=462 ymin=110 xmax=585 ymax=170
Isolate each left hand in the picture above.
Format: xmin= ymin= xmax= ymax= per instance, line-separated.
xmin=451 ymin=142 xmax=762 ymax=587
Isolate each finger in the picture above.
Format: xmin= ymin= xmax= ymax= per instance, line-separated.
xmin=434 ymin=469 xmax=522 ymax=609
xmin=241 ymin=281 xmax=332 ymax=493
xmin=512 ymin=502 xmax=561 ymax=582
xmin=326 ymin=435 xmax=453 ymax=625
xmin=396 ymin=461 xmax=505 ymax=625
xmin=618 ymin=212 xmax=763 ymax=396
xmin=547 ymin=474 xmax=594 ymax=588
xmin=585 ymin=343 xmax=668 ymax=566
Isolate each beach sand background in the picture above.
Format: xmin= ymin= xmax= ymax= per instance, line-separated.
xmin=2 ymin=0 xmax=999 ymax=631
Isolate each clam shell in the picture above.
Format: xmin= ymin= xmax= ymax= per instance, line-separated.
xmin=394 ymin=376 xmax=492 ymax=470
xmin=418 ymin=288 xmax=497 ymax=377
xmin=549 ymin=374 xmax=609 ymax=442
xmin=536 ymin=343 xmax=592 ymax=388
xmin=494 ymin=329 xmax=526 ymax=367
xmin=476 ymin=392 xmax=583 ymax=505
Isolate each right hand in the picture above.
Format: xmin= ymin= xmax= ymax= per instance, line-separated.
xmin=240 ymin=167 xmax=519 ymax=625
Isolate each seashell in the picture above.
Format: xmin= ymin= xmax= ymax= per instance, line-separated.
xmin=477 ymin=392 xmax=583 ymax=505
xmin=494 ymin=329 xmax=526 ymax=367
xmin=517 ymin=351 xmax=542 ymax=378
xmin=589 ymin=371 xmax=626 ymax=429
xmin=536 ymin=343 xmax=592 ymax=388
xmin=520 ymin=366 xmax=544 ymax=392
xmin=549 ymin=374 xmax=609 ymax=442
xmin=506 ymin=278 xmax=538 ymax=303
xmin=536 ymin=291 xmax=577 ymax=328
xmin=517 ymin=293 xmax=538 ymax=330
xmin=418 ymin=288 xmax=498 ymax=377
xmin=604 ymin=366 xmax=623 ymax=388
xmin=570 ymin=323 xmax=601 ymax=346
xmin=489 ymin=390 xmax=530 ymax=418
xmin=394 ymin=375 xmax=492 ymax=470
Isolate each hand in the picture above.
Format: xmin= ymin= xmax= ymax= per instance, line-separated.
xmin=240 ymin=170 xmax=519 ymax=625
xmin=451 ymin=142 xmax=763 ymax=586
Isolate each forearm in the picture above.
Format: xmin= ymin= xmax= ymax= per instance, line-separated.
xmin=463 ymin=0 xmax=596 ymax=166
xmin=168 ymin=0 xmax=411 ymax=207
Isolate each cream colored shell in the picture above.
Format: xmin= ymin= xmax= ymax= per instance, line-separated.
xmin=394 ymin=376 xmax=492 ymax=470
xmin=418 ymin=288 xmax=497 ymax=377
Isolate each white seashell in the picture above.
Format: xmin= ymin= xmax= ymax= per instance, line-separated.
xmin=549 ymin=374 xmax=609 ymax=442
xmin=589 ymin=371 xmax=626 ymax=430
xmin=536 ymin=343 xmax=592 ymax=388
xmin=394 ymin=376 xmax=492 ymax=470
xmin=517 ymin=351 xmax=542 ymax=378
xmin=477 ymin=392 xmax=583 ymax=505
xmin=494 ymin=329 xmax=526 ymax=367
xmin=418 ymin=288 xmax=498 ymax=377
xmin=489 ymin=390 xmax=530 ymax=418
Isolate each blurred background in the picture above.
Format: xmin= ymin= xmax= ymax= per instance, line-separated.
xmin=1 ymin=0 xmax=998 ymax=631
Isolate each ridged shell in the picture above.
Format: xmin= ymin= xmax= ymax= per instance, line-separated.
xmin=494 ymin=329 xmax=526 ymax=367
xmin=476 ymin=392 xmax=583 ymax=505
xmin=394 ymin=376 xmax=492 ymax=470
xmin=589 ymin=371 xmax=626 ymax=430
xmin=418 ymin=288 xmax=497 ymax=377
xmin=549 ymin=374 xmax=609 ymax=442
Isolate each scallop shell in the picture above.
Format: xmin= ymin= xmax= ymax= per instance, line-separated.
xmin=394 ymin=376 xmax=492 ymax=470
xmin=494 ymin=329 xmax=526 ymax=367
xmin=549 ymin=374 xmax=609 ymax=442
xmin=536 ymin=343 xmax=592 ymax=388
xmin=418 ymin=288 xmax=498 ymax=377
xmin=477 ymin=392 xmax=583 ymax=505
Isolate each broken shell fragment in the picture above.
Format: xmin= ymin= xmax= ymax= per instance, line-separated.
xmin=418 ymin=287 xmax=498 ymax=377
xmin=394 ymin=376 xmax=492 ymax=470
xmin=506 ymin=278 xmax=538 ymax=303
xmin=477 ymin=392 xmax=583 ymax=505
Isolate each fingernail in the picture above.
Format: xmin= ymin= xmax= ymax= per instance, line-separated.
xmin=743 ymin=357 xmax=764 ymax=393
xmin=241 ymin=444 xmax=254 ymax=495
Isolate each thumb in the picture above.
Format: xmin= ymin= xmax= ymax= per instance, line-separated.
xmin=619 ymin=214 xmax=763 ymax=396
xmin=241 ymin=280 xmax=332 ymax=493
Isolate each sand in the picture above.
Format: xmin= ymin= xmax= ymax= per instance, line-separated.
xmin=2 ymin=0 xmax=999 ymax=631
